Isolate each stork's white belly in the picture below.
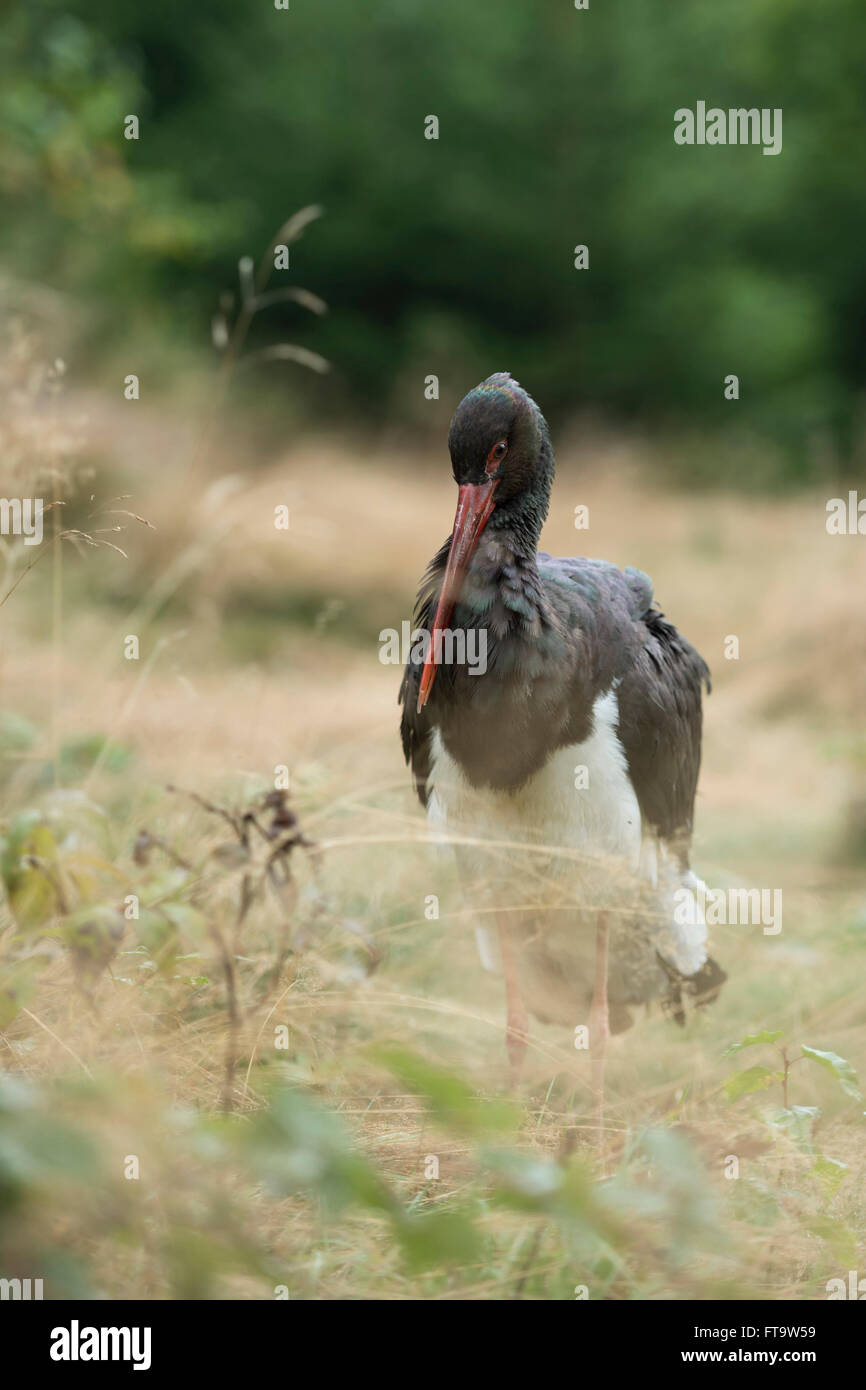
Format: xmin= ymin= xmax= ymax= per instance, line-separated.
xmin=426 ymin=687 xmax=708 ymax=979
xmin=427 ymin=689 xmax=642 ymax=866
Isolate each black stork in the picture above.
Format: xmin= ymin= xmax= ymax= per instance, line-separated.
xmin=399 ymin=373 xmax=726 ymax=1128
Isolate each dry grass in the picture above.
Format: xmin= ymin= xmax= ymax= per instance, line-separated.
xmin=0 ymin=370 xmax=865 ymax=1300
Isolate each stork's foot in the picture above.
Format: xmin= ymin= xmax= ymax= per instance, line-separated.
xmin=497 ymin=917 xmax=529 ymax=1090
xmin=589 ymin=910 xmax=611 ymax=1153
xmin=588 ymin=993 xmax=610 ymax=1143
xmin=505 ymin=999 xmax=529 ymax=1089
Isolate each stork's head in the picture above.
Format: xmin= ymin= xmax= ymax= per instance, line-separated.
xmin=416 ymin=374 xmax=553 ymax=713
xmin=447 ymin=372 xmax=551 ymax=504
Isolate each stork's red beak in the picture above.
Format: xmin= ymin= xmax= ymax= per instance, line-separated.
xmin=416 ymin=479 xmax=498 ymax=713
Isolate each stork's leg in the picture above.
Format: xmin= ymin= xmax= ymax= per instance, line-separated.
xmin=588 ymin=910 xmax=610 ymax=1146
xmin=497 ymin=918 xmax=528 ymax=1088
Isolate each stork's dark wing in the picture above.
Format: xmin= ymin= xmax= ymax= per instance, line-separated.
xmin=398 ymin=538 xmax=450 ymax=807
xmin=616 ymin=609 xmax=710 ymax=859
xmin=539 ymin=555 xmax=709 ymax=856
xmin=401 ymin=544 xmax=710 ymax=836
xmin=399 ymin=675 xmax=432 ymax=808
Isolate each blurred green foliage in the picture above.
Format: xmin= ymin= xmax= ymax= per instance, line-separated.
xmin=0 ymin=727 xmax=862 ymax=1296
xmin=2 ymin=0 xmax=865 ymax=478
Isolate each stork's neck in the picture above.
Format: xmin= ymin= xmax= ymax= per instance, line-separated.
xmin=456 ymin=482 xmax=551 ymax=628
xmin=489 ymin=491 xmax=545 ymax=555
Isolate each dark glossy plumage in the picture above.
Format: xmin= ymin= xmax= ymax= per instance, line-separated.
xmin=400 ymin=518 xmax=709 ymax=862
xmin=398 ymin=373 xmax=725 ymax=1029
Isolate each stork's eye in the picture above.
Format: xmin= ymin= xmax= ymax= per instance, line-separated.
xmin=486 ymin=439 xmax=508 ymax=472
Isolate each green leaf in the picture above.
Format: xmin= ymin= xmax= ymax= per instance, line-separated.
xmin=0 ymin=1073 xmax=36 ymax=1113
xmin=724 ymin=1066 xmax=782 ymax=1102
xmin=483 ymin=1147 xmax=598 ymax=1225
xmin=161 ymin=903 xmax=207 ymax=941
xmin=0 ymin=813 xmax=61 ymax=929
xmin=807 ymin=1215 xmax=858 ymax=1267
xmin=810 ymin=1154 xmax=848 ymax=1195
xmin=246 ymin=1085 xmax=398 ymax=1219
xmin=0 ymin=961 xmax=40 ymax=1028
xmin=394 ymin=1207 xmax=481 ymax=1271
xmin=763 ymin=1104 xmax=820 ymax=1150
xmin=800 ymin=1046 xmax=862 ymax=1101
xmin=38 ymin=734 xmax=133 ymax=784
xmin=0 ymin=711 xmax=38 ymax=754
xmin=722 ymin=1030 xmax=783 ymax=1057
xmin=484 ymin=1147 xmax=566 ymax=1205
xmin=137 ymin=908 xmax=180 ymax=968
xmin=370 ymin=1045 xmax=518 ymax=1137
